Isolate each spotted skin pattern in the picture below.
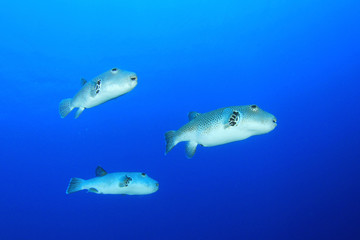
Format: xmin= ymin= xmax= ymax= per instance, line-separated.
xmin=165 ymin=105 xmax=277 ymax=158
xmin=178 ymin=106 xmax=245 ymax=135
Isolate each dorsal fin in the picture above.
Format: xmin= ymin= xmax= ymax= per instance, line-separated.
xmin=188 ymin=111 xmax=200 ymax=121
xmin=95 ymin=166 xmax=107 ymax=177
xmin=81 ymin=78 xmax=87 ymax=86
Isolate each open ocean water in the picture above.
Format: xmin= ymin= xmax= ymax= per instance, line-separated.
xmin=0 ymin=0 xmax=359 ymax=239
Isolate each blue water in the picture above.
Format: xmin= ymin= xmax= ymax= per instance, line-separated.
xmin=1 ymin=0 xmax=359 ymax=239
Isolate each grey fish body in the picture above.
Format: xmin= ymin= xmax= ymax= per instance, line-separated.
xmin=66 ymin=167 xmax=159 ymax=195
xmin=59 ymin=68 xmax=138 ymax=118
xmin=165 ymin=105 xmax=277 ymax=158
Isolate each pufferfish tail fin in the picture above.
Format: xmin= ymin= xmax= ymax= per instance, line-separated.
xmin=59 ymin=98 xmax=74 ymax=118
xmin=66 ymin=178 xmax=85 ymax=194
xmin=165 ymin=131 xmax=178 ymax=155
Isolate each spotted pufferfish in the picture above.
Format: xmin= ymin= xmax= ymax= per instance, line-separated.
xmin=59 ymin=67 xmax=138 ymax=119
xmin=66 ymin=166 xmax=159 ymax=195
xmin=165 ymin=105 xmax=277 ymax=158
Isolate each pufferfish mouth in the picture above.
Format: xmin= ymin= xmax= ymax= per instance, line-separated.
xmin=130 ymin=75 xmax=137 ymax=81
xmin=272 ymin=118 xmax=277 ymax=127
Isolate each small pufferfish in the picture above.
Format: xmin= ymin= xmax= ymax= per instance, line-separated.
xmin=59 ymin=67 xmax=138 ymax=119
xmin=165 ymin=104 xmax=277 ymax=158
xmin=66 ymin=166 xmax=159 ymax=195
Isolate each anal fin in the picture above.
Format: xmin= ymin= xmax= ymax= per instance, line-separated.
xmin=75 ymin=107 xmax=85 ymax=119
xmin=186 ymin=141 xmax=198 ymax=159
xmin=88 ymin=188 xmax=99 ymax=193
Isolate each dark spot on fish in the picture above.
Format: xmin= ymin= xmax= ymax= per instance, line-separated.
xmin=96 ymin=90 xmax=100 ymax=94
xmin=228 ymin=111 xmax=240 ymax=127
xmin=123 ymin=175 xmax=133 ymax=187
xmin=111 ymin=68 xmax=118 ymax=72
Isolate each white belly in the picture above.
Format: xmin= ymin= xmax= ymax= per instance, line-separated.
xmin=84 ymin=177 xmax=123 ymax=194
xmin=197 ymin=128 xmax=252 ymax=147
xmin=72 ymin=83 xmax=130 ymax=108
xmin=83 ymin=93 xmax=119 ymax=108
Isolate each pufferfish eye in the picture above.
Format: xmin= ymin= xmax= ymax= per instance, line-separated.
xmin=250 ymin=105 xmax=258 ymax=111
xmin=141 ymin=173 xmax=146 ymax=177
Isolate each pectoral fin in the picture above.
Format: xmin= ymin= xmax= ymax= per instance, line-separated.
xmin=119 ymin=175 xmax=133 ymax=188
xmin=223 ymin=108 xmax=241 ymax=128
xmin=90 ymin=79 xmax=102 ymax=97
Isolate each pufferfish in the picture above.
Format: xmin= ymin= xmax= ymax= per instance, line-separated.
xmin=165 ymin=105 xmax=277 ymax=158
xmin=59 ymin=67 xmax=138 ymax=119
xmin=66 ymin=166 xmax=159 ymax=195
